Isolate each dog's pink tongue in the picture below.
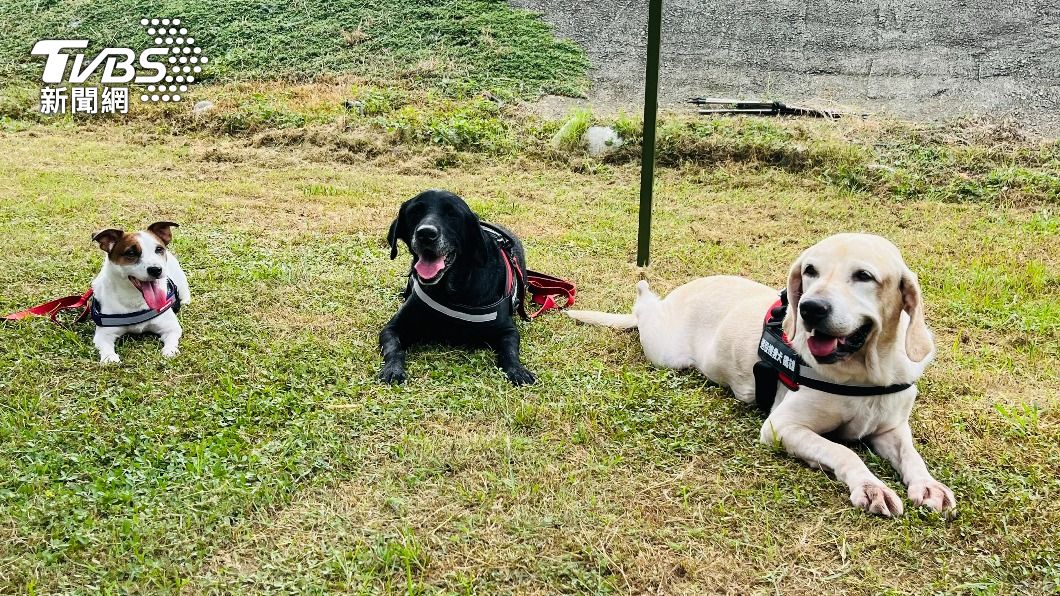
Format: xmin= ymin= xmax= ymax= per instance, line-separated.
xmin=414 ymin=256 xmax=445 ymax=279
xmin=807 ymin=334 xmax=839 ymax=358
xmin=138 ymin=280 xmax=169 ymax=311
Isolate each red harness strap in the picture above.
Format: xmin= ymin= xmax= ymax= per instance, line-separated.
xmin=763 ymin=297 xmax=799 ymax=390
xmin=483 ymin=222 xmax=576 ymax=320
xmin=525 ymin=270 xmax=576 ymax=318
xmin=3 ymin=289 xmax=93 ymax=325
xmin=501 ymin=248 xmax=514 ymax=296
xmin=496 ymin=245 xmax=576 ymax=320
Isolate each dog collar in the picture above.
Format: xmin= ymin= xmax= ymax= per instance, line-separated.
xmin=754 ymin=290 xmax=913 ymax=413
xmin=90 ymin=279 xmax=181 ymax=327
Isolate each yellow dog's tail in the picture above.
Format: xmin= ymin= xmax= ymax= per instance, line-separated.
xmin=565 ymin=309 xmax=637 ymax=329
xmin=566 ymin=280 xmax=655 ymax=329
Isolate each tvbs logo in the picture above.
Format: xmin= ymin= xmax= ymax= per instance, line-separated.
xmin=31 ymin=18 xmax=207 ymax=115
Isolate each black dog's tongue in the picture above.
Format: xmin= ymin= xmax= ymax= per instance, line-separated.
xmin=414 ymin=256 xmax=446 ymax=280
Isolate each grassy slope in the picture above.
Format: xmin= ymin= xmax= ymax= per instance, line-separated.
xmin=9 ymin=78 xmax=1058 ymax=207
xmin=0 ymin=128 xmax=1056 ymax=593
xmin=0 ymin=0 xmax=588 ymax=98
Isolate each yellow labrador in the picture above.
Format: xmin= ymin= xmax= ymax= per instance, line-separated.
xmin=568 ymin=233 xmax=955 ymax=517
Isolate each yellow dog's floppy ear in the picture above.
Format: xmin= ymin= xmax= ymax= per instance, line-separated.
xmin=92 ymin=229 xmax=124 ymax=253
xmin=901 ymin=269 xmax=934 ymax=362
xmin=783 ymin=255 xmax=803 ymax=339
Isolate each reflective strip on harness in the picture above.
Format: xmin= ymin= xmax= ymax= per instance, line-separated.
xmin=90 ymin=280 xmax=180 ymax=327
xmin=411 ymin=278 xmax=501 ymax=323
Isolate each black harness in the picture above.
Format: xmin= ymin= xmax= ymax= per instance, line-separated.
xmin=90 ymin=280 xmax=181 ymax=327
xmin=402 ymin=223 xmax=527 ymax=325
xmin=754 ymin=290 xmax=913 ymax=413
xmin=481 ymin=223 xmax=530 ymax=322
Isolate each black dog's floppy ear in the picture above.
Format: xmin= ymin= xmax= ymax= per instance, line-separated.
xmin=92 ymin=229 xmax=124 ymax=253
xmin=387 ymin=201 xmax=409 ymax=260
xmin=147 ymin=221 xmax=179 ymax=246
xmin=387 ymin=218 xmax=400 ymax=259
xmin=465 ymin=211 xmax=489 ymax=265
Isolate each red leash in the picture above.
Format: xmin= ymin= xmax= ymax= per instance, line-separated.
xmin=3 ymin=289 xmax=94 ymax=325
xmin=525 ymin=270 xmax=575 ymax=318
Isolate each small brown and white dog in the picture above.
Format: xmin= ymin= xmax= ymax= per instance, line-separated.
xmin=90 ymin=222 xmax=191 ymax=364
xmin=568 ymin=233 xmax=955 ymax=517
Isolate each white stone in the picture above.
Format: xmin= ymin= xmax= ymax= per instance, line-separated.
xmin=192 ymin=100 xmax=214 ymax=115
xmin=582 ymin=126 xmax=623 ymax=157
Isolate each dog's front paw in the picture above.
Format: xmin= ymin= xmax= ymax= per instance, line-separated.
xmin=851 ymin=480 xmax=904 ymax=517
xmin=908 ymin=480 xmax=956 ymax=514
xmin=379 ymin=365 xmax=407 ymax=384
xmin=161 ymin=346 xmax=180 ymax=359
xmin=504 ymin=365 xmax=536 ymax=386
xmin=99 ymin=353 xmax=120 ymax=365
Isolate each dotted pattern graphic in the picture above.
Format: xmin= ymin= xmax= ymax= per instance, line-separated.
xmin=137 ymin=18 xmax=207 ymax=103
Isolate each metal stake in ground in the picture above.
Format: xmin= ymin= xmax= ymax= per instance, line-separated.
xmin=637 ymin=0 xmax=663 ymax=267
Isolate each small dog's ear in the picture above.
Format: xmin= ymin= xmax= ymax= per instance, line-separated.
xmin=147 ymin=221 xmax=179 ymax=246
xmin=900 ymin=269 xmax=934 ymax=363
xmin=92 ymin=229 xmax=124 ymax=253
xmin=783 ymin=255 xmax=803 ymax=339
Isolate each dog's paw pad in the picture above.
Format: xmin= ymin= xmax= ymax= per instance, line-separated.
xmin=851 ymin=481 xmax=904 ymax=517
xmin=908 ymin=480 xmax=956 ymax=514
xmin=505 ymin=367 xmax=536 ymax=386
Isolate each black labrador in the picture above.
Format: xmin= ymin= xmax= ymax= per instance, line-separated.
xmin=379 ymin=189 xmax=536 ymax=385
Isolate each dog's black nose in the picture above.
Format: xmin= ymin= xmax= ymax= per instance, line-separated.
xmin=415 ymin=225 xmax=439 ymax=242
xmin=147 ymin=266 xmax=163 ymax=279
xmin=799 ymin=299 xmax=831 ymax=325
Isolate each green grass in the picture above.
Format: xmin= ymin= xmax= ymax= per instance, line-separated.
xmin=0 ymin=128 xmax=1057 ymax=593
xmin=0 ymin=3 xmax=1056 ymax=586
xmin=0 ymin=0 xmax=588 ymax=99
xmin=550 ymin=107 xmax=593 ymax=150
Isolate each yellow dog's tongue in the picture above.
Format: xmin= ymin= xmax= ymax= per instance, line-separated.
xmin=131 ymin=278 xmax=169 ymax=311
xmin=414 ymin=256 xmax=445 ymax=280
xmin=807 ymin=333 xmax=839 ymax=358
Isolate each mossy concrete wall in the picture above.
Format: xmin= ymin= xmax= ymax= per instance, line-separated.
xmin=514 ymin=0 xmax=1060 ymax=129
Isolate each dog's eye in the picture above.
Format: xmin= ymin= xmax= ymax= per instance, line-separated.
xmin=155 ymin=246 xmax=164 ymax=255
xmin=853 ymin=269 xmax=876 ymax=283
xmin=803 ymin=264 xmax=818 ymax=277
xmin=124 ymin=249 xmax=138 ymax=258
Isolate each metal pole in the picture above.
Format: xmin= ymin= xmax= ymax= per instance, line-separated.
xmin=637 ymin=0 xmax=663 ymax=267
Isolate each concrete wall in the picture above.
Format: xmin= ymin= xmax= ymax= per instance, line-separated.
xmin=513 ymin=0 xmax=1060 ymax=129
